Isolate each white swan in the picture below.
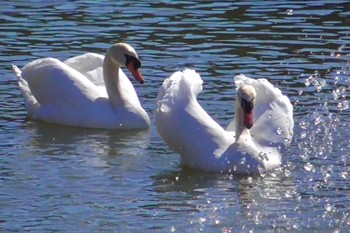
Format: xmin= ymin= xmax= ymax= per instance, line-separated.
xmin=12 ymin=43 xmax=150 ymax=129
xmin=155 ymin=69 xmax=293 ymax=174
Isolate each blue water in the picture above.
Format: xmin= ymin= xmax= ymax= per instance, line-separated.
xmin=1 ymin=1 xmax=350 ymax=232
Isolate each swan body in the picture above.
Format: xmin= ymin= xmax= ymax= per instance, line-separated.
xmin=12 ymin=43 xmax=150 ymax=129
xmin=155 ymin=69 xmax=293 ymax=174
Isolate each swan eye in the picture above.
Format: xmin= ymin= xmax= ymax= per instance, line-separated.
xmin=125 ymin=54 xmax=141 ymax=70
xmin=241 ymin=98 xmax=254 ymax=113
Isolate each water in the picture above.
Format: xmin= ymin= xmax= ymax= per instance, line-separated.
xmin=1 ymin=1 xmax=350 ymax=232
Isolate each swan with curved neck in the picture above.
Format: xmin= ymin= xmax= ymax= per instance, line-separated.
xmin=12 ymin=43 xmax=150 ymax=129
xmin=155 ymin=69 xmax=293 ymax=174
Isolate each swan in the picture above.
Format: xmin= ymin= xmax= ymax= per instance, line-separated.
xmin=155 ymin=69 xmax=293 ymax=174
xmin=11 ymin=43 xmax=150 ymax=129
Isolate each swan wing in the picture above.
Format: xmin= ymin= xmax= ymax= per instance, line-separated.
xmin=227 ymin=74 xmax=294 ymax=147
xmin=64 ymin=53 xmax=141 ymax=107
xmin=64 ymin=53 xmax=105 ymax=87
xmin=155 ymin=69 xmax=236 ymax=171
xmin=16 ymin=58 xmax=113 ymax=124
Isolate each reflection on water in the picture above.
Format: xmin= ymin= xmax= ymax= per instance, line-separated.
xmin=28 ymin=122 xmax=150 ymax=156
xmin=1 ymin=0 xmax=350 ymax=232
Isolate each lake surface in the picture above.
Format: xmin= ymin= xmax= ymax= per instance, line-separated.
xmin=1 ymin=1 xmax=350 ymax=232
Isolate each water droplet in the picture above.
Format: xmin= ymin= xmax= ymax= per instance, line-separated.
xmin=286 ymin=9 xmax=294 ymax=15
xmin=325 ymin=203 xmax=332 ymax=212
xmin=258 ymin=165 xmax=266 ymax=177
xmin=284 ymin=169 xmax=292 ymax=177
xmin=300 ymin=131 xmax=307 ymax=139
xmin=319 ymin=79 xmax=327 ymax=88
xmin=305 ymin=77 xmax=311 ymax=86
xmin=299 ymin=120 xmax=309 ymax=129
xmin=247 ymin=177 xmax=253 ymax=184
xmin=338 ymin=100 xmax=349 ymax=110
xmin=258 ymin=152 xmax=269 ymax=161
xmin=341 ymin=171 xmax=349 ymax=179
xmin=314 ymin=112 xmax=323 ymax=125
xmin=304 ymin=73 xmax=323 ymax=92
xmin=284 ymin=137 xmax=291 ymax=144
xmin=292 ymin=224 xmax=299 ymax=230
xmin=276 ymin=127 xmax=282 ymax=135
xmin=240 ymin=157 xmax=246 ymax=165
xmin=334 ymin=86 xmax=346 ymax=99
xmin=304 ymin=162 xmax=314 ymax=172
xmin=338 ymin=45 xmax=345 ymax=52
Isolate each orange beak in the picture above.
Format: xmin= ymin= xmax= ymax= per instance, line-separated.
xmin=127 ymin=60 xmax=144 ymax=84
xmin=243 ymin=111 xmax=253 ymax=129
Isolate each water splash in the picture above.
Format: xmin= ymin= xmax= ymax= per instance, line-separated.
xmin=304 ymin=71 xmax=326 ymax=92
xmin=296 ymin=66 xmax=350 ymax=229
xmin=297 ymin=68 xmax=349 ymax=180
xmin=332 ymin=86 xmax=349 ymax=111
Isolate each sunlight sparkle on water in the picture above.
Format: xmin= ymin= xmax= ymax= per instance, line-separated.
xmin=337 ymin=100 xmax=349 ymax=111
xmin=2 ymin=2 xmax=350 ymax=232
xmin=286 ymin=9 xmax=294 ymax=16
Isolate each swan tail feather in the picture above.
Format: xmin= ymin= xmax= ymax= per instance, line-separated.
xmin=12 ymin=64 xmax=39 ymax=118
xmin=12 ymin=64 xmax=22 ymax=78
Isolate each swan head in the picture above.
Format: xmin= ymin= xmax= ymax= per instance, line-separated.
xmin=238 ymin=85 xmax=256 ymax=129
xmin=107 ymin=43 xmax=144 ymax=84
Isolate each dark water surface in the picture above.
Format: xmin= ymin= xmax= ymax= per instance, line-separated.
xmin=1 ymin=1 xmax=350 ymax=232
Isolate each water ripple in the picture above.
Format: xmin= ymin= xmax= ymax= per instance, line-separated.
xmin=1 ymin=1 xmax=350 ymax=232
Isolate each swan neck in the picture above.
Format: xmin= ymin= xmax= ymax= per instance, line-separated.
xmin=235 ymin=98 xmax=247 ymax=142
xmin=103 ymin=54 xmax=123 ymax=110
